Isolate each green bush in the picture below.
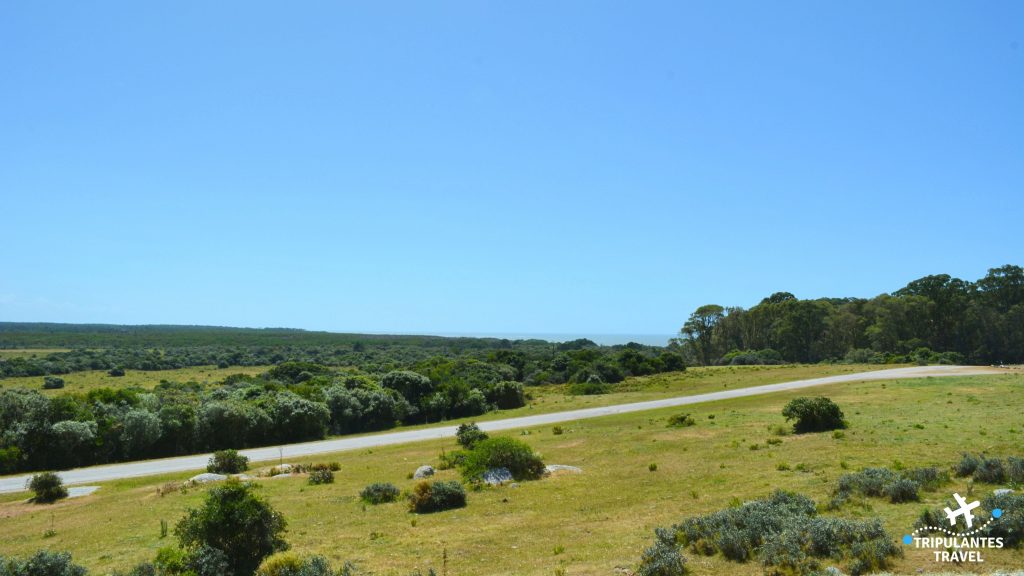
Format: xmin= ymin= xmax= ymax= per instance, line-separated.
xmin=108 ymin=367 xmax=126 ymax=377
xmin=666 ymin=413 xmax=695 ymax=428
xmin=656 ymin=490 xmax=899 ymax=575
xmin=207 ymin=449 xmax=249 ymax=474
xmin=407 ymin=480 xmax=466 ymax=513
xmin=917 ymin=492 xmax=1024 ymax=548
xmin=781 ymin=397 xmax=846 ymax=433
xmin=973 ymin=456 xmax=1005 ymax=483
xmin=360 ymin=482 xmax=400 ymax=504
xmin=636 ymin=529 xmax=688 ymax=576
xmin=255 ymin=552 xmax=336 ymax=576
xmin=1007 ymin=456 xmax=1024 ymax=483
xmin=567 ymin=380 xmax=610 ymax=395
xmin=27 ymin=472 xmax=68 ymax=504
xmin=174 ymin=479 xmax=287 ymax=576
xmin=459 ymin=437 xmax=545 ymax=481
xmin=0 ymin=551 xmax=87 ymax=576
xmin=954 ymin=452 xmax=980 ymax=476
xmin=307 ymin=469 xmax=334 ymax=485
xmin=882 ymin=478 xmax=919 ymax=503
xmin=455 ymin=422 xmax=488 ymax=450
xmin=484 ymin=381 xmax=526 ymax=409
xmin=436 ymin=450 xmax=467 ymax=471
xmin=42 ymin=376 xmax=65 ymax=390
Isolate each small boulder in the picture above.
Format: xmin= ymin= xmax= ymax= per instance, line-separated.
xmin=482 ymin=467 xmax=513 ymax=485
xmin=544 ymin=464 xmax=582 ymax=475
xmin=271 ymin=473 xmax=292 ymax=479
xmin=190 ymin=473 xmax=227 ymax=484
xmin=994 ymin=488 xmax=1015 ymax=496
xmin=413 ymin=465 xmax=435 ymax=479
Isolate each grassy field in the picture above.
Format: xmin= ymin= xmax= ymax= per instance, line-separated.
xmin=1 ymin=371 xmax=1022 ymax=575
xmin=0 ymin=365 xmax=273 ymax=395
xmin=0 ymin=348 xmax=72 ymax=359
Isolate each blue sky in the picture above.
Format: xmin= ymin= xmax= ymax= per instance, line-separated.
xmin=1 ymin=2 xmax=1022 ymax=339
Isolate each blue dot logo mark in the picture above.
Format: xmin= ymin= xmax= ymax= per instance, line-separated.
xmin=902 ymin=534 xmax=913 ymax=545
xmin=992 ymin=508 xmax=1003 ymax=518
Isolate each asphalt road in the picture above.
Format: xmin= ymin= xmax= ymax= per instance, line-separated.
xmin=0 ymin=365 xmax=1002 ymax=494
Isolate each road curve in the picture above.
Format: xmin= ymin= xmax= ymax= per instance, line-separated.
xmin=0 ymin=365 xmax=1003 ymax=494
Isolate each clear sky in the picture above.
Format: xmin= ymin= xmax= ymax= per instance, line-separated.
xmin=1 ymin=2 xmax=1022 ymax=340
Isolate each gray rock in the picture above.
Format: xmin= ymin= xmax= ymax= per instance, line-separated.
xmin=994 ymin=488 xmax=1015 ymax=496
xmin=482 ymin=467 xmax=513 ymax=485
xmin=66 ymin=486 xmax=99 ymax=499
xmin=544 ymin=464 xmax=582 ymax=475
xmin=190 ymin=473 xmax=227 ymax=484
xmin=413 ymin=465 xmax=435 ymax=479
xmin=271 ymin=473 xmax=292 ymax=479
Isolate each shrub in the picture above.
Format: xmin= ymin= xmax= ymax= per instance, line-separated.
xmin=666 ymin=413 xmax=695 ymax=428
xmin=484 ymin=381 xmax=526 ymax=409
xmin=185 ymin=545 xmax=231 ymax=576
xmin=655 ymin=490 xmax=899 ymax=575
xmin=27 ymin=472 xmax=68 ymax=504
xmin=954 ymin=452 xmax=980 ymax=477
xmin=256 ymin=552 xmax=336 ymax=576
xmin=455 ymin=423 xmax=488 ymax=450
xmin=436 ymin=450 xmax=467 ymax=471
xmin=973 ymin=456 xmax=1006 ymax=483
xmin=108 ymin=367 xmax=126 ymax=377
xmin=207 ymin=450 xmax=249 ymax=474
xmin=407 ymin=480 xmax=466 ymax=513
xmin=567 ymin=380 xmax=610 ymax=395
xmin=174 ymin=479 xmax=288 ymax=576
xmin=42 ymin=376 xmax=65 ymax=390
xmin=360 ymin=482 xmax=400 ymax=504
xmin=781 ymin=397 xmax=846 ymax=433
xmin=459 ymin=437 xmax=545 ymax=481
xmin=0 ymin=551 xmax=88 ymax=576
xmin=1007 ymin=456 xmax=1024 ymax=483
xmin=637 ymin=529 xmax=688 ymax=576
xmin=308 ymin=469 xmax=334 ymax=485
xmin=649 ymin=463 xmax=658 ymax=472
xmin=883 ymin=478 xmax=919 ymax=503
xmin=917 ymin=492 xmax=1024 ymax=548
xmin=552 ymin=426 xmax=564 ymax=435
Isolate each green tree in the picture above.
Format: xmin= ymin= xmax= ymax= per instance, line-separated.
xmin=175 ymin=480 xmax=288 ymax=576
xmin=681 ymin=305 xmax=725 ymax=366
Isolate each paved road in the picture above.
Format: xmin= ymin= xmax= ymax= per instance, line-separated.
xmin=0 ymin=365 xmax=1002 ymax=494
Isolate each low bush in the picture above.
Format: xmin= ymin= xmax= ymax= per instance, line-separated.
xmin=307 ymin=469 xmax=334 ymax=485
xmin=973 ymin=456 xmax=1006 ymax=483
xmin=360 ymin=482 xmax=400 ymax=504
xmin=459 ymin=437 xmax=545 ymax=481
xmin=954 ymin=452 xmax=980 ymax=477
xmin=42 ymin=376 xmax=65 ymax=390
xmin=255 ymin=552 xmax=336 ymax=576
xmin=0 ymin=550 xmax=88 ymax=576
xmin=27 ymin=472 xmax=68 ymax=504
xmin=781 ymin=397 xmax=846 ymax=433
xmin=207 ymin=450 xmax=249 ymax=474
xmin=567 ymin=380 xmax=610 ymax=395
xmin=455 ymin=423 xmax=488 ymax=450
xmin=652 ymin=490 xmax=899 ymax=575
xmin=436 ymin=450 xmax=467 ymax=471
xmin=917 ymin=492 xmax=1024 ymax=548
xmin=637 ymin=529 xmax=688 ymax=576
xmin=882 ymin=478 xmax=919 ymax=503
xmin=666 ymin=413 xmax=695 ymax=428
xmin=108 ymin=367 xmax=126 ymax=377
xmin=831 ymin=466 xmax=938 ymax=507
xmin=904 ymin=466 xmax=948 ymax=491
xmin=407 ymin=480 xmax=466 ymax=513
xmin=1007 ymin=456 xmax=1024 ymax=483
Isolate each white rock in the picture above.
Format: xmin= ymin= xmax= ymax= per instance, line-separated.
xmin=413 ymin=465 xmax=435 ymax=479
xmin=66 ymin=486 xmax=99 ymax=498
xmin=544 ymin=464 xmax=582 ymax=474
xmin=994 ymin=488 xmax=1015 ymax=496
xmin=190 ymin=473 xmax=227 ymax=483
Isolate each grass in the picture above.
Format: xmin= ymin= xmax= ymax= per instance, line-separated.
xmin=0 ymin=365 xmax=272 ymax=395
xmin=0 ymin=348 xmax=72 ymax=359
xmin=1 ymin=371 xmax=1021 ymax=575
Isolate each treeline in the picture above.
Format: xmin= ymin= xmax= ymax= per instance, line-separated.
xmin=0 ymin=343 xmax=683 ymax=474
xmin=676 ymin=264 xmax=1024 ymax=365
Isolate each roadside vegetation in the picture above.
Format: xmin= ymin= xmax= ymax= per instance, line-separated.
xmin=1 ymin=373 xmax=1021 ymax=574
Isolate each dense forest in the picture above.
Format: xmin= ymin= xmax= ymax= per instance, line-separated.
xmin=674 ymin=264 xmax=1024 ymax=366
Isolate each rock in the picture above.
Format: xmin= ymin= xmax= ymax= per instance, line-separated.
xmin=544 ymin=464 xmax=582 ymax=475
xmin=271 ymin=473 xmax=292 ymax=479
xmin=66 ymin=486 xmax=99 ymax=499
xmin=190 ymin=473 xmax=227 ymax=484
xmin=482 ymin=467 xmax=513 ymax=485
xmin=413 ymin=465 xmax=435 ymax=479
xmin=994 ymin=488 xmax=1015 ymax=496
xmin=510 ymin=483 xmax=520 ymax=488
xmin=232 ymin=474 xmax=253 ymax=481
